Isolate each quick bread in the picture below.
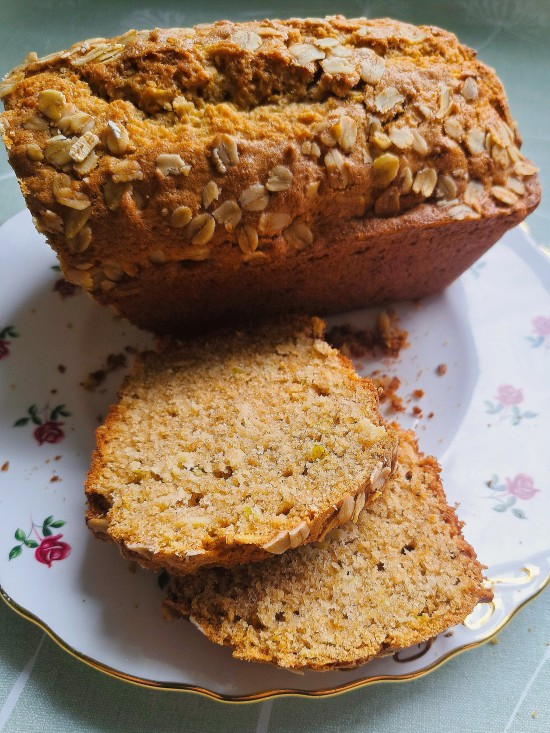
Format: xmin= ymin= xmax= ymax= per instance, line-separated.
xmin=85 ymin=317 xmax=397 ymax=574
xmin=0 ymin=16 xmax=540 ymax=335
xmin=164 ymin=428 xmax=493 ymax=670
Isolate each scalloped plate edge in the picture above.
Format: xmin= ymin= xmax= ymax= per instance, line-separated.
xmin=1 ymin=565 xmax=549 ymax=703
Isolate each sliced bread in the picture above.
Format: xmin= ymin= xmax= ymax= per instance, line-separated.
xmin=86 ymin=317 xmax=397 ymax=574
xmin=164 ymin=428 xmax=493 ymax=670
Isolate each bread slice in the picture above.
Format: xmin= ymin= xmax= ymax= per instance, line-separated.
xmin=85 ymin=317 xmax=397 ymax=574
xmin=164 ymin=428 xmax=493 ymax=670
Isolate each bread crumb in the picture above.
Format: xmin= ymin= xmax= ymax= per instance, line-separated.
xmin=327 ymin=309 xmax=408 ymax=360
xmin=1 ymin=461 xmax=8 ymax=472
xmin=327 ymin=325 xmax=375 ymax=359
xmin=81 ymin=352 xmax=127 ymax=391
xmin=327 ymin=315 xmax=412 ymax=415
xmin=377 ymin=310 xmax=409 ymax=356
xmin=53 ymin=278 xmax=77 ymax=299
xmin=372 ymin=374 xmax=405 ymax=413
xmin=436 ymin=363 xmax=448 ymax=376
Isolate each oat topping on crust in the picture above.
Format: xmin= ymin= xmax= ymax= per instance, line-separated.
xmin=0 ymin=14 xmax=539 ymax=300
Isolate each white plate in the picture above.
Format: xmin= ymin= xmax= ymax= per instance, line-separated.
xmin=0 ymin=210 xmax=549 ymax=701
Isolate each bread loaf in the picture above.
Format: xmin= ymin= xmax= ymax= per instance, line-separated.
xmin=0 ymin=16 xmax=539 ymax=335
xmin=85 ymin=317 xmax=397 ymax=574
xmin=164 ymin=428 xmax=493 ymax=670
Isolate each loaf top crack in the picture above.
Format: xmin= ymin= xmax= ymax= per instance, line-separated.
xmin=85 ymin=317 xmax=397 ymax=574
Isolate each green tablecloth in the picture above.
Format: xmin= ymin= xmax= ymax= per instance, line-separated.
xmin=1 ymin=2 xmax=548 ymax=731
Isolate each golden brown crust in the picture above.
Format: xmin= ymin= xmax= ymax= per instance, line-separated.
xmin=0 ymin=16 xmax=540 ymax=335
xmin=164 ymin=428 xmax=492 ymax=670
xmin=85 ymin=316 xmax=398 ymax=574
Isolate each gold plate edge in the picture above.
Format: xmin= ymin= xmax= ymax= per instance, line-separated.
xmin=1 ymin=569 xmax=549 ymax=704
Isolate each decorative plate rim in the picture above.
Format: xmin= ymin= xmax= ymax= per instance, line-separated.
xmin=2 ymin=570 xmax=549 ymax=703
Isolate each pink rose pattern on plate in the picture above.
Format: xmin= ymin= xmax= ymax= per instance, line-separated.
xmin=8 ymin=516 xmax=70 ymax=565
xmin=0 ymin=326 xmax=19 ymax=360
xmin=484 ymin=384 xmax=537 ymax=425
xmin=527 ymin=315 xmax=550 ymax=348
xmin=4 ymin=269 xmax=75 ymax=567
xmin=14 ymin=404 xmax=71 ymax=445
xmin=485 ymin=473 xmax=540 ymax=519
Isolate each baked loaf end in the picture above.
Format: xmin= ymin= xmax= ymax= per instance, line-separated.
xmin=1 ymin=16 xmax=540 ymax=335
xmin=85 ymin=317 xmax=397 ymax=574
xmin=164 ymin=428 xmax=493 ymax=670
